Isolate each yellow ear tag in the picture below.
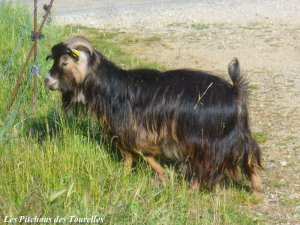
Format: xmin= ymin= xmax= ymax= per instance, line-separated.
xmin=70 ymin=49 xmax=80 ymax=59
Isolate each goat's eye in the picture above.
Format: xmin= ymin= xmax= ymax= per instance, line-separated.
xmin=62 ymin=62 xmax=68 ymax=67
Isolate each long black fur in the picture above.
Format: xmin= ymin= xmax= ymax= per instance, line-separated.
xmin=48 ymin=40 xmax=262 ymax=190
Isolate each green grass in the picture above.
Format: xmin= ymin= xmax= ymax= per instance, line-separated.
xmin=0 ymin=3 xmax=266 ymax=224
xmin=168 ymin=22 xmax=226 ymax=31
xmin=191 ymin=23 xmax=210 ymax=30
xmin=239 ymin=22 xmax=271 ymax=31
xmin=254 ymin=130 xmax=268 ymax=144
xmin=121 ymin=36 xmax=140 ymax=45
xmin=143 ymin=35 xmax=162 ymax=45
xmin=249 ymin=84 xmax=258 ymax=90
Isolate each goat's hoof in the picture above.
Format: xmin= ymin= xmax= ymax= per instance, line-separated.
xmin=252 ymin=190 xmax=263 ymax=201
xmin=154 ymin=173 xmax=168 ymax=186
xmin=189 ymin=179 xmax=200 ymax=191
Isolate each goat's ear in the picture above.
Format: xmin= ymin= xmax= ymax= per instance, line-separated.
xmin=64 ymin=36 xmax=94 ymax=56
xmin=46 ymin=55 xmax=53 ymax=61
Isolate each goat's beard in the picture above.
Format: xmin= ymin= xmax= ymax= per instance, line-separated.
xmin=61 ymin=90 xmax=87 ymax=115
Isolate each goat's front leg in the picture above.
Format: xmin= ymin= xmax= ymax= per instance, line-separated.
xmin=123 ymin=151 xmax=135 ymax=173
xmin=145 ymin=156 xmax=168 ymax=185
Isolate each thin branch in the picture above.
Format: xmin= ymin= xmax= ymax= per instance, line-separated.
xmin=194 ymin=82 xmax=213 ymax=109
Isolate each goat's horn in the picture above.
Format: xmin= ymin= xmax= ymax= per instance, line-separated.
xmin=64 ymin=36 xmax=94 ymax=55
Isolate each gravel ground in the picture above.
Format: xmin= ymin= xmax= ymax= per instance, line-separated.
xmin=24 ymin=0 xmax=300 ymax=31
xmin=22 ymin=0 xmax=300 ymax=224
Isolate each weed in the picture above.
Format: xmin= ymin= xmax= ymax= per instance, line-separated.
xmin=191 ymin=23 xmax=210 ymax=30
xmin=254 ymin=130 xmax=268 ymax=144
xmin=143 ymin=35 xmax=162 ymax=45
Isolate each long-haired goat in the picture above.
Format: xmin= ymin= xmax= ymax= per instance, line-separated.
xmin=45 ymin=36 xmax=262 ymax=196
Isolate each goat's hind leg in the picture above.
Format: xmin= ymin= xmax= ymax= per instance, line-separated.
xmin=250 ymin=141 xmax=263 ymax=198
xmin=250 ymin=164 xmax=262 ymax=198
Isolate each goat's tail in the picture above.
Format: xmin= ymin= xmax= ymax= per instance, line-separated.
xmin=228 ymin=58 xmax=249 ymax=111
xmin=228 ymin=58 xmax=243 ymax=87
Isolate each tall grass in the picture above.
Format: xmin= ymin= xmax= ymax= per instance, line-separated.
xmin=0 ymin=3 xmax=264 ymax=224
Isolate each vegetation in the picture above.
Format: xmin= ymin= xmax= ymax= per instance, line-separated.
xmin=0 ymin=3 xmax=265 ymax=224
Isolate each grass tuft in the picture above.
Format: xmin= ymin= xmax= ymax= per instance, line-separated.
xmin=254 ymin=130 xmax=268 ymax=144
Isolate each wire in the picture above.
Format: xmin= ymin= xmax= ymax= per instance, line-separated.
xmin=0 ymin=73 xmax=32 ymax=141
xmin=0 ymin=12 xmax=31 ymax=31
xmin=0 ymin=23 xmax=30 ymax=81
xmin=0 ymin=5 xmax=37 ymax=81
xmin=0 ymin=2 xmax=52 ymax=140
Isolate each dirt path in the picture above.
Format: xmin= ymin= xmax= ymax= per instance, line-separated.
xmin=25 ymin=0 xmax=300 ymax=223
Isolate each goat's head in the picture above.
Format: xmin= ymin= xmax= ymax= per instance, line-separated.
xmin=45 ymin=36 xmax=96 ymax=109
